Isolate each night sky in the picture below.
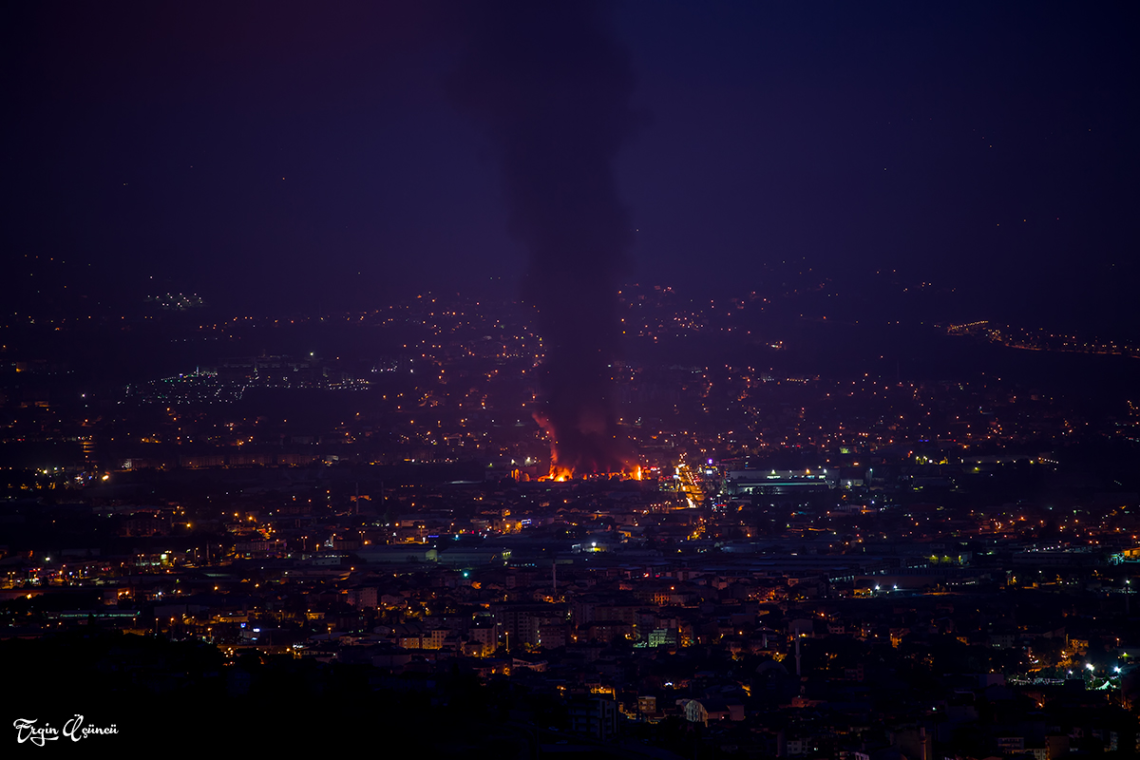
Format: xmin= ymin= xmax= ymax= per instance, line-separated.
xmin=4 ymin=1 xmax=1137 ymax=335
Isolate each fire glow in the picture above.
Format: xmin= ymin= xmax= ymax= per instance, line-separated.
xmin=534 ymin=410 xmax=641 ymax=482
xmin=539 ymin=464 xmax=642 ymax=483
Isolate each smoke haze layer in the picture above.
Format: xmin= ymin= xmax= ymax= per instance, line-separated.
xmin=451 ymin=1 xmax=639 ymax=474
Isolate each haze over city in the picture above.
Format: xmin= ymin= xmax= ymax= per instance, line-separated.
xmin=2 ymin=2 xmax=1139 ymax=756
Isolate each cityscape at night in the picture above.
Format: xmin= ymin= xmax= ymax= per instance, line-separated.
xmin=3 ymin=1 xmax=1138 ymax=757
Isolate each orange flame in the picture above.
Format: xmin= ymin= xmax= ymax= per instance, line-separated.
xmin=538 ymin=462 xmax=642 ymax=482
xmin=541 ymin=465 xmax=573 ymax=482
xmin=533 ymin=409 xmax=641 ymax=482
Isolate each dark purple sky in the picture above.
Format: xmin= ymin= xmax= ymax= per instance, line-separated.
xmin=4 ymin=1 xmax=1137 ymax=333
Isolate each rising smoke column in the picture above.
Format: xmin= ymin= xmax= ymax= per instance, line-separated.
xmin=451 ymin=1 xmax=639 ymax=474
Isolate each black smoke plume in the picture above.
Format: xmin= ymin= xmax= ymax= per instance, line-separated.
xmin=450 ymin=1 xmax=639 ymax=474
